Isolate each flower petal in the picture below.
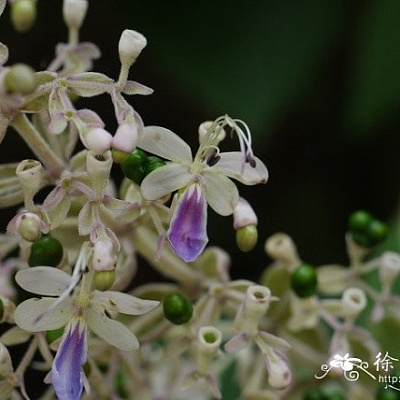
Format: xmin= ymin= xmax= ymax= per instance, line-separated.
xmin=15 ymin=267 xmax=71 ymax=296
xmin=86 ymin=305 xmax=139 ymax=351
xmin=52 ymin=319 xmax=87 ymax=400
xmin=167 ymin=184 xmax=208 ymax=262
xmin=138 ymin=126 xmax=193 ymax=163
xmin=14 ymin=297 xmax=74 ymax=332
xmin=262 ymin=347 xmax=292 ymax=390
xmin=202 ymin=172 xmax=239 ymax=216
xmin=140 ymin=162 xmax=191 ymax=200
xmin=93 ymin=291 xmax=159 ymax=315
xmin=213 ymin=152 xmax=268 ymax=185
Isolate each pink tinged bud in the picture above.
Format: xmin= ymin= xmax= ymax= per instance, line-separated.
xmin=52 ymin=320 xmax=87 ymax=400
xmin=92 ymin=238 xmax=116 ymax=271
xmin=63 ymin=0 xmax=88 ymax=30
xmin=112 ymin=122 xmax=139 ymax=153
xmin=167 ymin=184 xmax=208 ymax=262
xmin=85 ymin=128 xmax=112 ymax=154
xmin=379 ymin=252 xmax=400 ymax=287
xmin=118 ymin=29 xmax=147 ymax=67
xmin=263 ymin=348 xmax=292 ymax=390
xmin=233 ymin=197 xmax=257 ymax=230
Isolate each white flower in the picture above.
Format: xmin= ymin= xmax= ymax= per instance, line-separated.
xmin=138 ymin=115 xmax=268 ymax=261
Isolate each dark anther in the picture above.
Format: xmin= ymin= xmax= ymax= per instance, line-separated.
xmin=206 ymin=153 xmax=221 ymax=167
xmin=246 ymin=155 xmax=256 ymax=168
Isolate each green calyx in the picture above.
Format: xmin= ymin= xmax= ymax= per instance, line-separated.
xmin=291 ymin=263 xmax=318 ymax=298
xmin=236 ymin=225 xmax=258 ymax=252
xmin=45 ymin=326 xmax=65 ymax=344
xmin=163 ymin=292 xmax=193 ymax=325
xmin=348 ymin=210 xmax=388 ymax=248
xmin=120 ymin=149 xmax=166 ymax=185
xmin=28 ymin=235 xmax=63 ymax=267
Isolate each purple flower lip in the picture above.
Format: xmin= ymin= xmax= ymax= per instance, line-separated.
xmin=52 ymin=319 xmax=87 ymax=400
xmin=167 ymin=184 xmax=208 ymax=262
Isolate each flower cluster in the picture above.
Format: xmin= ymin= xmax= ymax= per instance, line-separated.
xmin=0 ymin=1 xmax=397 ymax=400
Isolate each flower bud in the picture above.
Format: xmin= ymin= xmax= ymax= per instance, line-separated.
xmin=112 ymin=122 xmax=139 ymax=154
xmin=4 ymin=63 xmax=37 ymax=95
xmin=118 ymin=29 xmax=147 ymax=68
xmin=92 ymin=237 xmax=116 ymax=271
xmin=85 ymin=150 xmax=113 ymax=184
xmin=10 ymin=0 xmax=36 ymax=33
xmin=233 ymin=197 xmax=258 ymax=230
xmin=63 ymin=0 xmax=88 ymax=30
xmin=16 ymin=212 xmax=41 ymax=242
xmin=85 ymin=128 xmax=113 ymax=155
xmin=341 ymin=287 xmax=366 ymax=320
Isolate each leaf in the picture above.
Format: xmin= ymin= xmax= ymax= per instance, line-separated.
xmin=345 ymin=0 xmax=400 ymax=135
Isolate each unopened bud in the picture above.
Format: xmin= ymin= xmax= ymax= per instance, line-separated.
xmin=4 ymin=63 xmax=37 ymax=95
xmin=196 ymin=326 xmax=222 ymax=375
xmin=112 ymin=122 xmax=139 ymax=154
xmin=16 ymin=212 xmax=41 ymax=242
xmin=10 ymin=0 xmax=36 ymax=33
xmin=85 ymin=128 xmax=113 ymax=155
xmin=118 ymin=29 xmax=147 ymax=68
xmin=264 ymin=233 xmax=301 ymax=269
xmin=63 ymin=0 xmax=88 ymax=30
xmin=92 ymin=237 xmax=116 ymax=271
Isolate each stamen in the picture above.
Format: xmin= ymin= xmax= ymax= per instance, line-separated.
xmin=206 ymin=148 xmax=221 ymax=167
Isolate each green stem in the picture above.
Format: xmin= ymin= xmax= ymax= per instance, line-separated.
xmin=11 ymin=114 xmax=65 ymax=177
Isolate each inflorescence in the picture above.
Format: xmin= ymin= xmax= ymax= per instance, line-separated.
xmin=0 ymin=1 xmax=397 ymax=400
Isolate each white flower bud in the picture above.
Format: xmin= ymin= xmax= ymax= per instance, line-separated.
xmin=0 ymin=343 xmax=13 ymax=377
xmin=92 ymin=237 xmax=117 ymax=271
xmin=16 ymin=212 xmax=41 ymax=242
xmin=85 ymin=150 xmax=113 ymax=187
xmin=233 ymin=197 xmax=258 ymax=230
xmin=341 ymin=287 xmax=366 ymax=320
xmin=379 ymin=251 xmax=400 ymax=287
xmin=112 ymin=122 xmax=139 ymax=153
xmin=85 ymin=128 xmax=113 ymax=155
xmin=118 ymin=29 xmax=147 ymax=67
xmin=63 ymin=0 xmax=88 ymax=30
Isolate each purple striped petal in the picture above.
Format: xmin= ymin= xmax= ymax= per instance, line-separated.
xmin=52 ymin=319 xmax=87 ymax=400
xmin=167 ymin=184 xmax=208 ymax=262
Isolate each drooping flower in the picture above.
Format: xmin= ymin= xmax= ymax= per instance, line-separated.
xmin=138 ymin=115 xmax=268 ymax=262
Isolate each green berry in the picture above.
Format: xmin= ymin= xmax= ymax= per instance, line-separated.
xmin=144 ymin=155 xmax=166 ymax=176
xmin=120 ymin=148 xmax=147 ymax=184
xmin=351 ymin=231 xmax=372 ymax=248
xmin=163 ymin=293 xmax=193 ymax=325
xmin=348 ymin=210 xmax=373 ymax=233
xmin=291 ymin=263 xmax=318 ymax=298
xmin=93 ymin=270 xmax=116 ymax=291
xmin=28 ymin=235 xmax=63 ymax=267
xmin=367 ymin=219 xmax=388 ymax=245
xmin=236 ymin=225 xmax=258 ymax=252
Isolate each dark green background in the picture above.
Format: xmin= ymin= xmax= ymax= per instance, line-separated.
xmin=1 ymin=0 xmax=400 ymax=281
